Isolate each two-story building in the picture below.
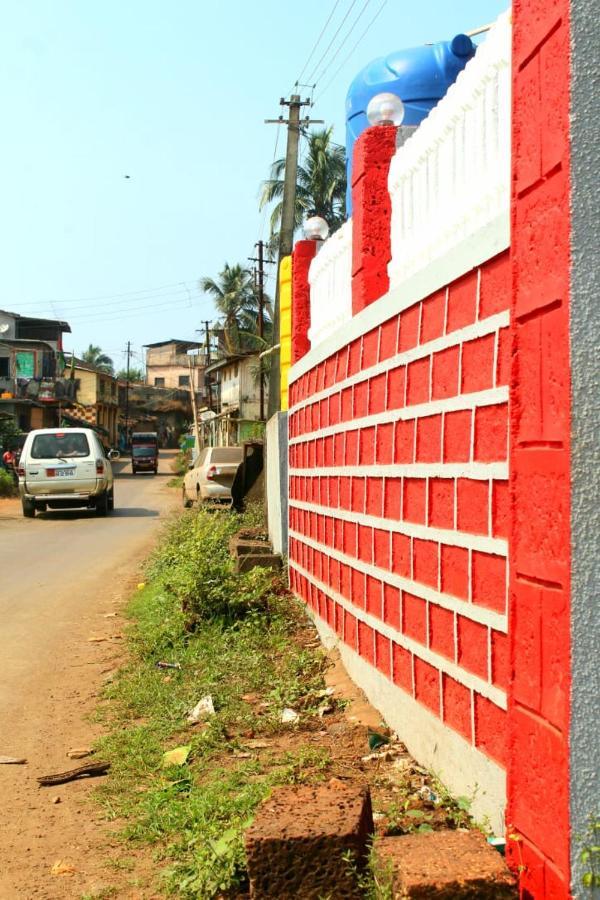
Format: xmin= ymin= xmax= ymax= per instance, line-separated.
xmin=144 ymin=339 xmax=208 ymax=401
xmin=201 ymin=352 xmax=267 ymax=445
xmin=0 ymin=310 xmax=73 ymax=431
xmin=61 ymin=357 xmax=119 ymax=447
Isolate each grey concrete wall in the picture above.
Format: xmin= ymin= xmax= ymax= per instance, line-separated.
xmin=266 ymin=411 xmax=288 ymax=556
xmin=570 ymin=0 xmax=600 ymax=892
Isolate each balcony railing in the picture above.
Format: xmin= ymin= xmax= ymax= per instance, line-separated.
xmin=308 ymin=219 xmax=353 ymax=349
xmin=0 ymin=376 xmax=78 ymax=402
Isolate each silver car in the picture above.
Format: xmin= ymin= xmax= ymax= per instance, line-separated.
xmin=18 ymin=428 xmax=118 ymax=518
xmin=182 ymin=446 xmax=243 ymax=507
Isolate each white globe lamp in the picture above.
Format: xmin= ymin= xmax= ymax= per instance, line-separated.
xmin=304 ymin=215 xmax=330 ymax=241
xmin=366 ymin=92 xmax=405 ymax=127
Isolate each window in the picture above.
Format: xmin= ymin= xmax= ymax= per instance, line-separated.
xmin=154 ymin=377 xmax=165 ymax=387
xmin=0 ymin=357 xmax=9 ymax=377
xmin=178 ymin=375 xmax=190 ymax=387
xmin=31 ymin=432 xmax=90 ymax=459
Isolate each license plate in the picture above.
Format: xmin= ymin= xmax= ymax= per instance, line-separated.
xmin=47 ymin=468 xmax=75 ymax=477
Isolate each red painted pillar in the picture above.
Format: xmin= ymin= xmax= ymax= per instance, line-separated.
xmin=351 ymin=125 xmax=397 ymax=316
xmin=291 ymin=240 xmax=317 ymax=364
xmin=507 ymin=1 xmax=572 ymax=896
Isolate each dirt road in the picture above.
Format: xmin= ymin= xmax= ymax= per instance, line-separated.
xmin=0 ymin=453 xmax=179 ymax=898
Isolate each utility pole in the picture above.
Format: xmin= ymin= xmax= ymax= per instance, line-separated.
xmin=248 ymin=240 xmax=266 ymax=420
xmin=188 ymin=356 xmax=201 ymax=452
xmin=124 ymin=340 xmax=131 ymax=451
xmin=201 ymin=320 xmax=212 ymax=411
xmin=265 ymin=95 xmax=323 ymax=418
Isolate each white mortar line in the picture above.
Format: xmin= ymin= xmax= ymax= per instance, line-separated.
xmin=289 ymin=498 xmax=508 ymax=556
xmin=289 ymin=462 xmax=508 ymax=480
xmin=290 ymin=558 xmax=507 ymax=710
xmin=289 ymin=312 xmax=510 ymax=412
xmin=289 ymin=528 xmax=507 ymax=633
xmin=288 ymin=386 xmax=509 ymax=445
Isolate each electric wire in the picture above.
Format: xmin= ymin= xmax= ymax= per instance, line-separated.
xmin=8 ymin=279 xmax=200 ymax=310
xmin=312 ymin=0 xmax=375 ymax=88
xmin=314 ymin=0 xmax=387 ymax=103
xmin=295 ymin=0 xmax=343 ymax=86
xmin=306 ymin=0 xmax=359 ymax=84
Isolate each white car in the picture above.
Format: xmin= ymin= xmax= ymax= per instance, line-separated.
xmin=18 ymin=427 xmax=118 ymax=518
xmin=182 ymin=446 xmax=243 ymax=507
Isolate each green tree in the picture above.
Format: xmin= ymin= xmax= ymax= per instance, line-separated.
xmin=116 ymin=367 xmax=144 ymax=382
xmin=199 ymin=264 xmax=272 ymax=355
xmin=81 ymin=344 xmax=114 ymax=374
xmin=259 ymin=127 xmax=346 ymax=245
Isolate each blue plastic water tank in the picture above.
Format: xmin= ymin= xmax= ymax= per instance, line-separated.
xmin=345 ymin=34 xmax=476 ymax=212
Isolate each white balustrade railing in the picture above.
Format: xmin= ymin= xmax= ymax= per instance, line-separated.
xmin=308 ymin=218 xmax=353 ymax=347
xmin=388 ymin=11 xmax=511 ymax=290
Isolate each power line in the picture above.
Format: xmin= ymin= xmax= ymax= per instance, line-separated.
xmin=295 ymin=0 xmax=343 ymax=86
xmin=306 ymin=0 xmax=359 ymax=84
xmin=314 ymin=0 xmax=387 ymax=103
xmin=10 ymin=279 xmax=201 ymax=310
xmin=19 ymin=286 xmax=194 ymax=315
xmin=313 ymin=0 xmax=375 ymax=87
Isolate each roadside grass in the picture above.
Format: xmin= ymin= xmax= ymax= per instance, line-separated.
xmin=94 ymin=505 xmax=330 ymax=898
xmin=0 ymin=469 xmax=17 ymax=497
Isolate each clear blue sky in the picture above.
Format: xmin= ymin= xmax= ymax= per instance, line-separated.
xmin=0 ymin=0 xmax=508 ymax=372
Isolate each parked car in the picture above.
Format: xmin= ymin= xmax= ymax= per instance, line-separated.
xmin=182 ymin=446 xmax=244 ymax=507
xmin=131 ymin=431 xmax=158 ymax=475
xmin=17 ymin=427 xmax=119 ymax=518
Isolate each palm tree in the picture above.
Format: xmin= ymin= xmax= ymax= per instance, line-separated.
xmin=259 ymin=127 xmax=347 ymax=246
xmin=81 ymin=344 xmax=114 ymax=373
xmin=199 ymin=264 xmax=272 ymax=354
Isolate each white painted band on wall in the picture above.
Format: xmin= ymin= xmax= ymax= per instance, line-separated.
xmin=291 ymin=557 xmax=507 ymax=707
xmin=290 ymin=462 xmax=508 ymax=480
xmin=289 ymin=531 xmax=508 ymax=635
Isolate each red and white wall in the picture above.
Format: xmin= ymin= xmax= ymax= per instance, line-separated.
xmin=283 ymin=2 xmax=598 ymax=897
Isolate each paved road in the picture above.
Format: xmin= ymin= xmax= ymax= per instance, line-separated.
xmin=0 ymin=451 xmax=179 ymax=898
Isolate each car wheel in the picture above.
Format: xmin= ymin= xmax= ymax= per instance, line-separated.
xmin=132 ymin=468 xmax=137 ymax=475
xmin=96 ymin=492 xmax=109 ymax=516
xmin=108 ymin=489 xmax=114 ymax=511
xmin=22 ymin=498 xmax=36 ymax=518
xmin=182 ymin=487 xmax=192 ymax=509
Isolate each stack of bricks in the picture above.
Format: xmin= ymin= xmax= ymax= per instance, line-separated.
xmin=288 ymin=251 xmax=510 ymax=770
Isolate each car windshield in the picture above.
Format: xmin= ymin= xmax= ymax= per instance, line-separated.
xmin=210 ymin=448 xmax=243 ymax=463
xmin=132 ymin=446 xmax=156 ymax=458
xmin=31 ymin=432 xmax=90 ymax=459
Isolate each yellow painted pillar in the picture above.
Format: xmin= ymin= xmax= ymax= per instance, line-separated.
xmin=279 ymin=255 xmax=292 ymax=411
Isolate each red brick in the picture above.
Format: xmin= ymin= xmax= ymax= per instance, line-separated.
xmin=406 ymin=356 xmax=431 ymax=406
xmin=447 ymin=270 xmax=477 ymax=333
xmin=358 ymin=620 xmax=375 ymax=664
xmin=374 ymin=528 xmax=391 ymax=570
xmin=339 ymin=476 xmax=352 ymax=510
xmin=366 ymin=478 xmax=383 ymax=517
xmin=413 ymin=539 xmax=438 ymax=589
xmin=403 ymin=593 xmax=427 ymax=644
xmin=491 ymin=630 xmax=509 ymax=690
xmin=375 ymin=423 xmax=394 ymax=464
xmin=474 ymin=695 xmax=507 ymax=766
xmin=416 ymin=414 xmax=442 ymax=462
xmin=341 ymin=386 xmax=353 ymax=421
xmin=375 ymin=632 xmax=391 ymax=678
xmin=347 ymin=338 xmax=363 ymax=377
xmin=359 ymin=426 xmax=376 ymax=465
xmin=414 ymin=657 xmax=440 ymax=714
xmin=496 ymin=328 xmax=510 ymax=386
xmin=472 ymin=552 xmax=507 ymax=613
xmin=319 ymin=398 xmax=329 ymax=428
xmin=461 ymin=335 xmax=495 ymax=394
xmin=334 ymin=601 xmax=344 ymax=638
xmin=358 ymin=525 xmax=373 ymax=563
xmin=394 ymin=419 xmax=415 ymax=463
xmin=420 ymin=289 xmax=446 ymax=343
xmin=351 ymin=568 xmax=366 ymax=610
xmin=387 ymin=365 xmax=406 ymax=409
xmin=492 ymin=481 xmax=509 ymax=539
xmin=369 ymin=373 xmax=386 ymax=414
xmin=324 ymin=435 xmax=334 ymax=467
xmin=443 ymin=675 xmax=472 ymax=741
xmin=342 ymin=520 xmax=358 ymax=557
xmin=324 ymin=354 xmax=337 ymax=389
xmin=457 ymin=479 xmax=489 ymax=534
xmin=392 ymin=643 xmax=413 ymax=693
xmin=443 ymin=409 xmax=472 ymax=462
xmin=344 ymin=610 xmax=357 ymax=648
xmin=539 ymin=586 xmax=569 ymax=732
xmin=345 ymin=430 xmax=359 ymax=466
xmin=329 ymin=391 xmax=341 ymax=425
xmin=366 ymin=576 xmax=383 ymax=618
xmin=329 ymin=476 xmax=340 ymax=508
xmin=353 ymin=379 xmax=369 ymax=419
xmin=428 ymin=479 xmax=455 ymax=530
xmin=392 ymin=533 xmax=411 ymax=578
xmin=379 ymin=318 xmax=398 ymax=362
xmin=479 ymin=253 xmax=510 ymax=319
xmin=351 ymin=477 xmax=366 ymax=513
xmin=384 ymin=584 xmax=401 ymax=630
xmin=383 ymin=478 xmax=402 ymax=519
xmin=333 ymin=432 xmax=344 ymax=465
xmin=429 ymin=605 xmax=455 ymax=660
xmin=474 ymin=403 xmax=508 ymax=462
xmin=398 ymin=304 xmax=420 ymax=352
xmin=403 ymin=478 xmax=426 ymax=524
xmin=457 ymin=617 xmax=489 ymax=679
xmin=432 ymin=345 xmax=460 ymax=400
xmin=362 ymin=328 xmax=379 ymax=368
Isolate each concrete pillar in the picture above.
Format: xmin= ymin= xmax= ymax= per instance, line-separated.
xmin=291 ymin=240 xmax=317 ymax=364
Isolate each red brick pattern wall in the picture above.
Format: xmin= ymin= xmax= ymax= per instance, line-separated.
xmin=288 ymin=251 xmax=511 ymax=767
xmin=507 ymin=0 xmax=572 ymax=895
